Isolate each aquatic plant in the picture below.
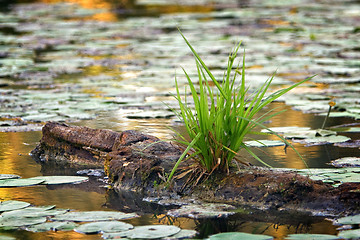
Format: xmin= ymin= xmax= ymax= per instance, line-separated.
xmin=167 ymin=30 xmax=313 ymax=183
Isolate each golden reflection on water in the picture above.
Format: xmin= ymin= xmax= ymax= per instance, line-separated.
xmin=41 ymin=0 xmax=118 ymax=21
xmin=0 ymin=131 xmax=42 ymax=177
xmin=40 ymin=0 xmax=214 ymax=22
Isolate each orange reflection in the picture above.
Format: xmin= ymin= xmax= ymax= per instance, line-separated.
xmin=0 ymin=131 xmax=43 ymax=201
xmin=261 ymin=19 xmax=290 ymax=26
xmin=40 ymin=0 xmax=214 ymax=21
xmin=40 ymin=0 xmax=117 ymax=21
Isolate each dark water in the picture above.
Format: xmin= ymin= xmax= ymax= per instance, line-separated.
xmin=0 ymin=102 xmax=353 ymax=239
xmin=1 ymin=0 xmax=359 ymax=239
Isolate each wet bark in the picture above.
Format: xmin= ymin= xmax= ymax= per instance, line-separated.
xmin=31 ymin=121 xmax=183 ymax=191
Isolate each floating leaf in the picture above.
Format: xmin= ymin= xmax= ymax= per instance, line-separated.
xmin=336 ymin=214 xmax=360 ymax=225
xmin=115 ymin=225 xmax=181 ymax=239
xmin=331 ymin=127 xmax=360 ymax=133
xmin=74 ymin=221 xmax=133 ymax=234
xmin=126 ymin=110 xmax=175 ymax=119
xmin=25 ymin=221 xmax=78 ymax=232
xmin=285 ymin=233 xmax=341 ymax=239
xmin=0 ymin=217 xmax=47 ymax=228
xmin=28 ymin=176 xmax=88 ymax=185
xmin=244 ymin=140 xmax=285 ymax=147
xmin=164 ymin=229 xmax=198 ymax=239
xmin=167 ymin=203 xmax=235 ymax=219
xmin=329 ymin=157 xmax=360 ymax=168
xmin=0 ymin=235 xmax=16 ymax=240
xmin=208 ymin=232 xmax=273 ymax=240
xmin=52 ymin=211 xmax=138 ymax=222
xmin=338 ymin=229 xmax=360 ymax=239
xmin=0 ymin=200 xmax=30 ymax=212
xmin=292 ymin=135 xmax=351 ymax=146
xmin=0 ymin=174 xmax=20 ymax=180
xmin=0 ymin=178 xmax=45 ymax=187
xmin=294 ymin=168 xmax=360 ymax=185
xmin=261 ymin=127 xmax=312 ymax=134
xmin=2 ymin=207 xmax=68 ymax=218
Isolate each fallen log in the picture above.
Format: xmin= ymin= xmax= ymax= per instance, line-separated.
xmin=31 ymin=122 xmax=360 ymax=215
xmin=31 ymin=121 xmax=183 ymax=191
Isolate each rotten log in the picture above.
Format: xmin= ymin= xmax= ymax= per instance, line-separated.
xmin=31 ymin=121 xmax=183 ymax=191
xmin=31 ymin=122 xmax=360 ymax=215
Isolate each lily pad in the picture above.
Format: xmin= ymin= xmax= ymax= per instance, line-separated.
xmin=1 ymin=207 xmax=68 ymax=218
xmin=0 ymin=200 xmax=30 ymax=212
xmin=262 ymin=127 xmax=312 ymax=134
xmin=0 ymin=217 xmax=47 ymax=228
xmin=208 ymin=232 xmax=273 ymax=240
xmin=338 ymin=229 xmax=360 ymax=239
xmin=292 ymin=135 xmax=351 ymax=146
xmin=285 ymin=234 xmax=340 ymax=239
xmin=0 ymin=178 xmax=45 ymax=187
xmin=244 ymin=140 xmax=285 ymax=147
xmin=164 ymin=229 xmax=198 ymax=239
xmin=28 ymin=176 xmax=88 ymax=185
xmin=25 ymin=221 xmax=78 ymax=232
xmin=0 ymin=236 xmax=16 ymax=240
xmin=52 ymin=211 xmax=138 ymax=222
xmin=167 ymin=203 xmax=235 ymax=219
xmin=329 ymin=157 xmax=360 ymax=168
xmin=0 ymin=174 xmax=20 ymax=180
xmin=116 ymin=225 xmax=181 ymax=239
xmin=331 ymin=127 xmax=360 ymax=133
xmin=74 ymin=221 xmax=133 ymax=234
xmin=336 ymin=214 xmax=360 ymax=225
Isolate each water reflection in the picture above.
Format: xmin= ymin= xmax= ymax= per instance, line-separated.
xmin=38 ymin=0 xmax=215 ymax=20
xmin=1 ymin=0 xmax=359 ymax=238
xmin=0 ymin=131 xmax=42 ymax=178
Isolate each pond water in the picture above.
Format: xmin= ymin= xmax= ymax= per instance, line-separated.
xmin=0 ymin=0 xmax=359 ymax=239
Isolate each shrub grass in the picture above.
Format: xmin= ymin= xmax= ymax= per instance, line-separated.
xmin=167 ymin=30 xmax=313 ymax=183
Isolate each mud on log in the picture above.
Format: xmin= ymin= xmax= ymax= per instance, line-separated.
xmin=32 ymin=122 xmax=360 ymax=215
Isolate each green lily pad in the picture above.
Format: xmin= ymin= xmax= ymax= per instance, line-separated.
xmin=0 ymin=217 xmax=47 ymax=228
xmin=285 ymin=233 xmax=341 ymax=239
xmin=0 ymin=174 xmax=20 ymax=180
xmin=117 ymin=225 xmax=181 ymax=239
xmin=338 ymin=229 xmax=360 ymax=239
xmin=164 ymin=229 xmax=198 ymax=239
xmin=28 ymin=176 xmax=88 ymax=185
xmin=208 ymin=232 xmax=273 ymax=240
xmin=336 ymin=214 xmax=360 ymax=225
xmin=167 ymin=203 xmax=235 ymax=219
xmin=25 ymin=221 xmax=78 ymax=232
xmin=126 ymin=110 xmax=175 ymax=119
xmin=329 ymin=157 xmax=360 ymax=168
xmin=0 ymin=58 xmax=33 ymax=67
xmin=296 ymin=168 xmax=360 ymax=184
xmin=262 ymin=127 xmax=312 ymax=134
xmin=331 ymin=127 xmax=360 ymax=133
xmin=2 ymin=207 xmax=68 ymax=218
xmin=292 ymin=135 xmax=351 ymax=146
xmin=74 ymin=221 xmax=133 ymax=234
xmin=52 ymin=211 xmax=138 ymax=222
xmin=244 ymin=140 xmax=285 ymax=147
xmin=0 ymin=235 xmax=16 ymax=240
xmin=0 ymin=200 xmax=30 ymax=212
xmin=0 ymin=178 xmax=45 ymax=187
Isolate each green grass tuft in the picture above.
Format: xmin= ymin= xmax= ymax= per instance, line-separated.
xmin=167 ymin=30 xmax=314 ymax=183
